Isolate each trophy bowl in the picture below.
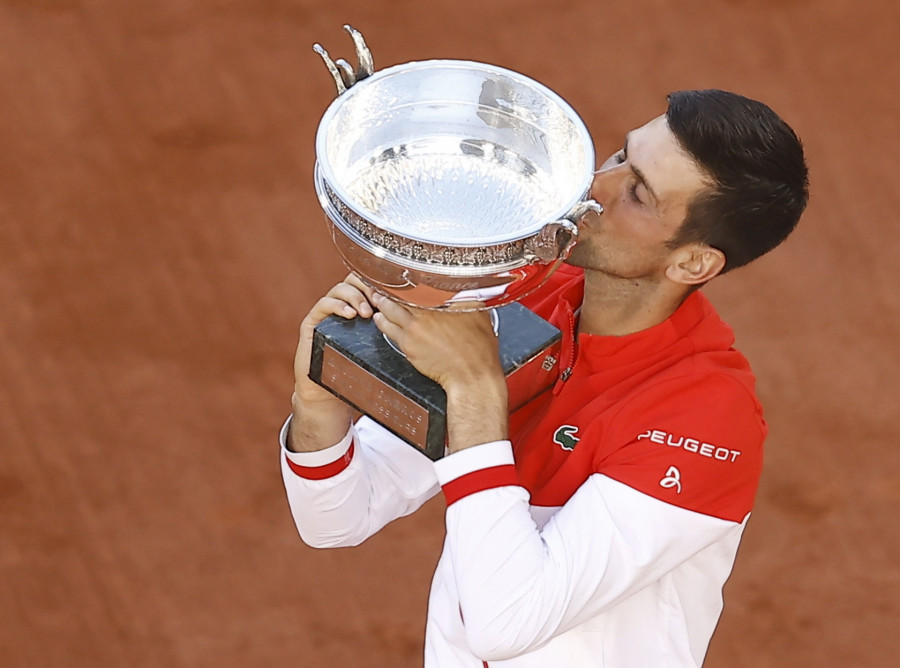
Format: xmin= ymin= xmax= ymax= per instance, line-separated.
xmin=314 ymin=57 xmax=601 ymax=309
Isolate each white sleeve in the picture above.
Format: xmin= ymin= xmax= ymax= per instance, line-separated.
xmin=280 ymin=415 xmax=441 ymax=548
xmin=434 ymin=442 xmax=743 ymax=661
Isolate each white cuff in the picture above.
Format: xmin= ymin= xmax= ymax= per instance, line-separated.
xmin=279 ymin=415 xmax=354 ymax=467
xmin=433 ymin=440 xmax=514 ymax=486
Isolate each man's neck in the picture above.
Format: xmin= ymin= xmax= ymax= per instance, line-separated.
xmin=577 ymin=269 xmax=690 ymax=337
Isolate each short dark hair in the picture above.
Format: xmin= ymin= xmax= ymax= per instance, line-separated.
xmin=665 ymin=89 xmax=809 ymax=273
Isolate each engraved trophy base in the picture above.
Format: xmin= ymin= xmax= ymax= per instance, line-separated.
xmin=309 ymin=302 xmax=561 ymax=460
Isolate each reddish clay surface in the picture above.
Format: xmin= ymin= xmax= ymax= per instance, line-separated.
xmin=1 ymin=1 xmax=898 ymax=666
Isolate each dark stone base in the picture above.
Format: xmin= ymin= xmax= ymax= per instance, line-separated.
xmin=309 ymin=302 xmax=561 ymax=460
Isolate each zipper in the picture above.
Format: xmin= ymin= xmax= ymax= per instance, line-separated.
xmin=553 ymin=305 xmax=577 ymax=394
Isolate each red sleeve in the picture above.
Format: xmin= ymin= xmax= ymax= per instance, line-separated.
xmin=598 ymin=372 xmax=766 ymax=523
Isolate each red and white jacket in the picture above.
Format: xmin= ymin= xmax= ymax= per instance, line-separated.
xmin=281 ymin=266 xmax=766 ymax=667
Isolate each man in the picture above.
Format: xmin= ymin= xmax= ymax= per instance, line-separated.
xmin=281 ymin=89 xmax=809 ymax=666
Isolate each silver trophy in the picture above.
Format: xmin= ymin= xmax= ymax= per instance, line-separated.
xmin=309 ymin=26 xmax=602 ymax=458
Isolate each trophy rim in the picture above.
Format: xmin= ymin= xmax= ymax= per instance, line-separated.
xmin=316 ymin=163 xmax=536 ymax=274
xmin=314 ymin=58 xmax=596 ymax=247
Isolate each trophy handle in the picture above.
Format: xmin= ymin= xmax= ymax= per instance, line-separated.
xmin=565 ymin=198 xmax=604 ymax=224
xmin=313 ymin=25 xmax=375 ymax=96
xmin=523 ymin=198 xmax=602 ymax=263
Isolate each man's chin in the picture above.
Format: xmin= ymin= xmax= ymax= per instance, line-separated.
xmin=562 ymin=247 xmax=590 ymax=268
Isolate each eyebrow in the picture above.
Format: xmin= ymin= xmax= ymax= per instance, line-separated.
xmin=624 ymin=134 xmax=660 ymax=207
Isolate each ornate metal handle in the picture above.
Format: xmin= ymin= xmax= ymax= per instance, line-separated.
xmin=313 ymin=25 xmax=375 ymax=96
xmin=565 ymin=199 xmax=604 ymax=224
xmin=523 ymin=199 xmax=602 ymax=263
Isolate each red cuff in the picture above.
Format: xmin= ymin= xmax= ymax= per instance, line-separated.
xmin=441 ymin=464 xmax=519 ymax=506
xmin=284 ymin=442 xmax=355 ymax=480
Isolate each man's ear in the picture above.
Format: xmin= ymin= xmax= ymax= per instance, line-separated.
xmin=665 ymin=245 xmax=726 ymax=285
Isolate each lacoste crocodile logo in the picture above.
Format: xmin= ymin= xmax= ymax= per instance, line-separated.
xmin=553 ymin=425 xmax=580 ymax=451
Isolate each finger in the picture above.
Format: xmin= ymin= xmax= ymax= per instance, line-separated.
xmin=372 ymin=309 xmax=404 ymax=346
xmin=370 ymin=291 xmax=412 ymax=325
xmin=326 ymin=283 xmax=374 ymax=318
xmin=343 ymin=273 xmax=384 ymax=313
xmin=305 ymin=296 xmax=359 ymax=324
xmin=344 ymin=272 xmax=378 ymax=300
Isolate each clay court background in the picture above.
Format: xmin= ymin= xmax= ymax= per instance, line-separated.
xmin=2 ymin=0 xmax=898 ymax=666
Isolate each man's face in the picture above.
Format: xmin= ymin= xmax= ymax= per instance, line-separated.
xmin=565 ymin=115 xmax=709 ymax=280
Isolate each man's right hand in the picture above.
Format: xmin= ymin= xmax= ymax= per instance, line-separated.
xmin=289 ymin=273 xmax=377 ymax=452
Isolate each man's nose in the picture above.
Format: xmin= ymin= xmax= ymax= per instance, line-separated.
xmin=591 ymin=164 xmax=626 ymax=204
